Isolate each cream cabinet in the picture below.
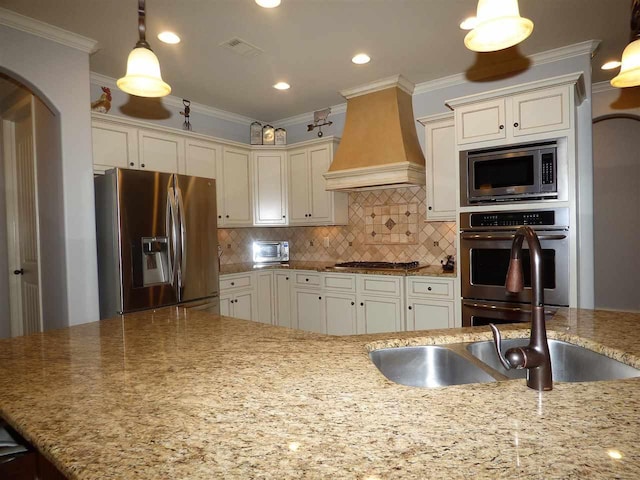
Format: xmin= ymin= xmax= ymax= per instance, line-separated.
xmin=274 ymin=271 xmax=293 ymax=328
xmin=252 ymin=150 xmax=288 ymax=225
xmin=185 ymin=138 xmax=219 ymax=179
xmin=356 ymin=275 xmax=404 ymax=334
xmin=405 ymin=277 xmax=455 ymax=331
xmin=218 ymin=146 xmax=253 ymax=227
xmin=419 ymin=113 xmax=456 ymax=221
xmin=291 ymin=271 xmax=325 ymax=333
xmin=91 ymin=118 xmax=139 ymax=173
xmin=255 ymin=271 xmax=275 ymax=325
xmin=138 ymin=129 xmax=185 ymax=174
xmin=220 ymin=272 xmax=256 ymax=321
xmin=288 ymin=140 xmax=348 ymax=226
xmin=452 ymin=84 xmax=572 ymax=146
xmin=323 ymin=273 xmax=357 ymax=336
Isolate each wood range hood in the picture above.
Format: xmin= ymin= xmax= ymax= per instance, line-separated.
xmin=324 ymin=75 xmax=426 ymax=191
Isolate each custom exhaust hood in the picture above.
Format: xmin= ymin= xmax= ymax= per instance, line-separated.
xmin=324 ymin=75 xmax=426 ymax=191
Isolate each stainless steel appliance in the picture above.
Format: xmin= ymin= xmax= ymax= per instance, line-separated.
xmin=252 ymin=241 xmax=289 ymax=263
xmin=459 ymin=208 xmax=569 ymax=326
xmin=94 ymin=168 xmax=219 ymax=318
xmin=460 ymin=141 xmax=559 ymax=206
xmin=332 ymin=261 xmax=422 ymax=272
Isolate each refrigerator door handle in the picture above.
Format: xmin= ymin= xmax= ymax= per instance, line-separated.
xmin=166 ymin=186 xmax=179 ymax=288
xmin=176 ymin=187 xmax=187 ymax=292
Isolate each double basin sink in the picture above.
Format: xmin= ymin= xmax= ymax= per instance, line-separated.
xmin=369 ymin=337 xmax=640 ymax=388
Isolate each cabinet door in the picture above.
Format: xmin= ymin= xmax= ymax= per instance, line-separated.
xmin=455 ymin=99 xmax=506 ymax=145
xmin=293 ymin=289 xmax=325 ymax=333
xmin=511 ymin=86 xmax=571 ymax=138
xmin=253 ymin=151 xmax=288 ymax=225
xmin=220 ymin=147 xmax=253 ymax=226
xmin=219 ymin=294 xmax=232 ymax=317
xmin=138 ymin=130 xmax=185 ymax=174
xmin=233 ymin=290 xmax=255 ymax=321
xmin=309 ymin=145 xmax=333 ymax=223
xmin=425 ymin=117 xmax=456 ymax=221
xmin=288 ymin=148 xmax=310 ymax=224
xmin=255 ymin=271 xmax=274 ymax=325
xmin=185 ymin=138 xmax=219 ymax=179
xmin=406 ymin=299 xmax=454 ymax=331
xmin=274 ymin=272 xmax=292 ymax=328
xmin=357 ymin=296 xmax=403 ymax=334
xmin=92 ymin=120 xmax=138 ymax=171
xmin=325 ymin=292 xmax=357 ymax=336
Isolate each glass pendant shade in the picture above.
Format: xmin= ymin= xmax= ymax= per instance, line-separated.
xmin=611 ymin=38 xmax=640 ymax=88
xmin=464 ymin=0 xmax=534 ymax=52
xmin=117 ymin=47 xmax=171 ymax=97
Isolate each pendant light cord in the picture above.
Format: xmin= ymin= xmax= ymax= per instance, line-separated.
xmin=135 ymin=0 xmax=152 ymax=50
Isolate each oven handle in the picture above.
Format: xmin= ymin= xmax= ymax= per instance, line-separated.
xmin=460 ymin=233 xmax=567 ymax=241
xmin=464 ymin=301 xmax=557 ymax=315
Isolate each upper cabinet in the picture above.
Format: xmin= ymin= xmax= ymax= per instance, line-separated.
xmin=138 ymin=129 xmax=185 ymax=174
xmin=288 ymin=139 xmax=348 ymax=226
xmin=447 ymin=74 xmax=583 ymax=148
xmin=218 ymin=146 xmax=253 ymax=227
xmin=91 ymin=119 xmax=138 ymax=174
xmin=418 ymin=113 xmax=456 ymax=222
xmin=185 ymin=138 xmax=219 ymax=179
xmin=252 ymin=149 xmax=287 ymax=226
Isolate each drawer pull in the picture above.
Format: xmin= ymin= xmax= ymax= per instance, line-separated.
xmin=230 ymin=282 xmax=235 ymax=286
xmin=360 ymin=302 xmax=364 ymax=306
xmin=428 ymin=287 xmax=432 ymax=291
xmin=408 ymin=306 xmax=412 ymax=310
xmin=351 ymin=302 xmax=355 ymax=306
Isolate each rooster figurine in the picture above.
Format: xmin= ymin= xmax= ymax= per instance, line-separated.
xmin=91 ymin=87 xmax=112 ymax=113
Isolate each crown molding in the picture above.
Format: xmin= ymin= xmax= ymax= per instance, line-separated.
xmin=89 ymin=72 xmax=257 ymax=126
xmin=0 ymin=7 xmax=98 ymax=54
xmin=592 ymin=80 xmax=616 ymax=94
xmin=340 ymin=74 xmax=415 ymax=99
xmin=414 ymin=40 xmax=601 ymax=96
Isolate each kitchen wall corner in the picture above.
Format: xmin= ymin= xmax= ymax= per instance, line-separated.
xmin=218 ymin=186 xmax=456 ymax=265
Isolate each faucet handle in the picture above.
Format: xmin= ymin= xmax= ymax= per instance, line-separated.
xmin=489 ymin=324 xmax=513 ymax=370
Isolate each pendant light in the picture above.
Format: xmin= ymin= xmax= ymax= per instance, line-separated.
xmin=117 ymin=0 xmax=171 ymax=97
xmin=611 ymin=0 xmax=640 ymax=88
xmin=464 ymin=0 xmax=534 ymax=52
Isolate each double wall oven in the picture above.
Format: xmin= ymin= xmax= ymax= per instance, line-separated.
xmin=460 ymin=208 xmax=569 ymax=326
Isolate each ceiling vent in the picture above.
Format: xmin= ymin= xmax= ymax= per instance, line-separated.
xmin=219 ymin=37 xmax=263 ymax=57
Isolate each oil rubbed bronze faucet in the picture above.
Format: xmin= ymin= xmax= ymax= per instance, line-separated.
xmin=490 ymin=226 xmax=553 ymax=391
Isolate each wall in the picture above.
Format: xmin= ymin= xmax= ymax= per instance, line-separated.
xmin=0 ymin=110 xmax=9 ymax=338
xmin=89 ymin=80 xmax=252 ymax=144
xmin=219 ymin=186 xmax=456 ymax=266
xmin=0 ymin=24 xmax=99 ymax=326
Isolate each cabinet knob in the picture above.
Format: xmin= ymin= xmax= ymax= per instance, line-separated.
xmin=305 ymin=214 xmax=309 ymax=217
xmin=230 ymin=282 xmax=235 ymax=286
xmin=282 ymin=215 xmax=286 ymax=218
xmin=427 ymin=287 xmax=432 ymax=291
xmin=305 ymin=278 xmax=309 ymax=282
xmin=408 ymin=306 xmax=412 ymax=310
xmin=226 ymin=215 xmax=229 ymax=218
xmin=13 ymin=269 xmax=24 ymax=275
xmin=129 ymin=162 xmax=134 ymax=167
xmin=514 ymin=122 xmax=519 ymax=128
xmin=360 ymin=302 xmax=364 ymax=306
xmin=318 ymin=296 xmax=322 ymax=300
xmin=499 ymin=125 xmax=504 ymax=130
xmin=218 ymin=215 xmax=222 ymax=219
xmin=285 ymin=277 xmax=289 ymax=280
xmin=428 ymin=206 xmax=432 ymax=211
xmin=309 ymin=214 xmax=312 ymax=217
xmin=141 ymin=163 xmax=145 ymax=168
xmin=351 ymin=302 xmax=355 ymax=306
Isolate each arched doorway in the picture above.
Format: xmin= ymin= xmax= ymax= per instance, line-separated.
xmin=0 ymin=72 xmax=66 ymax=337
xmin=592 ymin=114 xmax=640 ymax=312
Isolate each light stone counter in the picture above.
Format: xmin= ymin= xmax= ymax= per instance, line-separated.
xmin=220 ymin=261 xmax=456 ymax=277
xmin=0 ymin=308 xmax=639 ymax=479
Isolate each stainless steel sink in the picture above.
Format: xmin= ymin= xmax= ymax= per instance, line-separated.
xmin=369 ymin=345 xmax=496 ymax=388
xmin=467 ymin=338 xmax=640 ymax=382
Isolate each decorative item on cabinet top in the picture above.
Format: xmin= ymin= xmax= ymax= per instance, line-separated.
xmin=250 ymin=121 xmax=263 ymax=145
xmin=307 ymin=107 xmax=332 ymax=137
xmin=180 ymin=99 xmax=192 ymax=131
xmin=275 ymin=128 xmax=287 ymax=145
xmin=262 ymin=124 xmax=275 ymax=145
xmin=91 ymin=87 xmax=112 ymax=113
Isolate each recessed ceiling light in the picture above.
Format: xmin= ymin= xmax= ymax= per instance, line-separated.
xmin=351 ymin=53 xmax=371 ymax=65
xmin=256 ymin=0 xmax=281 ymax=8
xmin=157 ymin=31 xmax=181 ymax=44
xmin=459 ymin=17 xmax=478 ymax=30
xmin=273 ymin=82 xmax=290 ymax=90
xmin=601 ymin=60 xmax=622 ymax=70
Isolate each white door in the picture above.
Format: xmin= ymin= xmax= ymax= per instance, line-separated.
xmin=253 ymin=151 xmax=287 ymax=225
xmin=288 ymin=148 xmax=310 ymax=223
xmin=357 ymin=296 xmax=403 ymax=334
xmin=255 ymin=271 xmax=274 ymax=324
xmin=293 ymin=289 xmax=325 ymax=333
xmin=274 ymin=272 xmax=292 ymax=328
xmin=406 ymin=299 xmax=454 ymax=331
xmin=233 ymin=291 xmax=254 ymax=321
xmin=309 ymin=145 xmax=332 ymax=222
xmin=2 ymin=96 xmax=42 ymax=336
xmin=220 ymin=147 xmax=253 ymax=226
xmin=138 ymin=130 xmax=184 ymax=174
xmin=325 ymin=292 xmax=357 ymax=335
xmin=185 ymin=138 xmax=219 ymax=179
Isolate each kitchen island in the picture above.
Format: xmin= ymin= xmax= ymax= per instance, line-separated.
xmin=0 ymin=308 xmax=639 ymax=479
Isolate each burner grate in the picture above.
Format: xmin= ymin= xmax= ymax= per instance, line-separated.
xmin=333 ymin=261 xmax=421 ymax=271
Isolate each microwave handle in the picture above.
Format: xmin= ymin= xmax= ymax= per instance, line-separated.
xmin=460 ymin=233 xmax=567 ymax=241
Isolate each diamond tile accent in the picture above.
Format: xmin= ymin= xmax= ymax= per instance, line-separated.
xmin=218 ymin=186 xmax=456 ymax=266
xmin=385 ymin=218 xmax=396 ymax=230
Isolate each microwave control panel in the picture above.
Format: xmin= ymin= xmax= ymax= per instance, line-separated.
xmin=541 ymin=153 xmax=555 ymax=185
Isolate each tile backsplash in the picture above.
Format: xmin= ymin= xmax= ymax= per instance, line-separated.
xmin=218 ymin=186 xmax=456 ymax=266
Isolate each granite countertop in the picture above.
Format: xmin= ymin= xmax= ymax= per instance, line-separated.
xmin=1 ymin=308 xmax=639 ymax=479
xmin=220 ymin=261 xmax=456 ymax=277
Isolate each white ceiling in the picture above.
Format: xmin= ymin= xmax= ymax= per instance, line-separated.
xmin=0 ymin=0 xmax=631 ymax=121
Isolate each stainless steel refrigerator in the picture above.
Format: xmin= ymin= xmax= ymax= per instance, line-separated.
xmin=94 ymin=168 xmax=219 ymax=318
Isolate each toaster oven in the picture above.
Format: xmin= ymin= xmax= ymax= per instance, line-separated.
xmin=252 ymin=241 xmax=289 ymax=263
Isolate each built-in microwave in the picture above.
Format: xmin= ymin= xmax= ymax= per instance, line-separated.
xmin=461 ymin=141 xmax=558 ymax=205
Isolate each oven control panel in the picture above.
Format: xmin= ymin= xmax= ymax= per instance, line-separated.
xmin=470 ymin=210 xmax=556 ymax=227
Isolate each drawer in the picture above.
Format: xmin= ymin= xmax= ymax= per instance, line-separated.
xmin=407 ymin=277 xmax=454 ymax=300
xmin=294 ymin=271 xmax=322 ymax=287
xmin=220 ymin=273 xmax=253 ymax=291
xmin=357 ymin=275 xmax=402 ymax=297
xmin=323 ymin=273 xmax=356 ymax=292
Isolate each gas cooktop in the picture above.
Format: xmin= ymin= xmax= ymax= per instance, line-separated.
xmin=332 ymin=261 xmax=422 ymax=271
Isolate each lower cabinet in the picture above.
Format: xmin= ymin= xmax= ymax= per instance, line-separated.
xmin=325 ymin=292 xmax=357 ymax=336
xmin=292 ymin=288 xmax=325 ymax=333
xmin=405 ymin=277 xmax=456 ymax=331
xmin=220 ymin=290 xmax=255 ymax=321
xmin=357 ymin=295 xmax=403 ymax=334
xmin=255 ymin=271 xmax=275 ymax=325
xmin=274 ymin=271 xmax=293 ymax=328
